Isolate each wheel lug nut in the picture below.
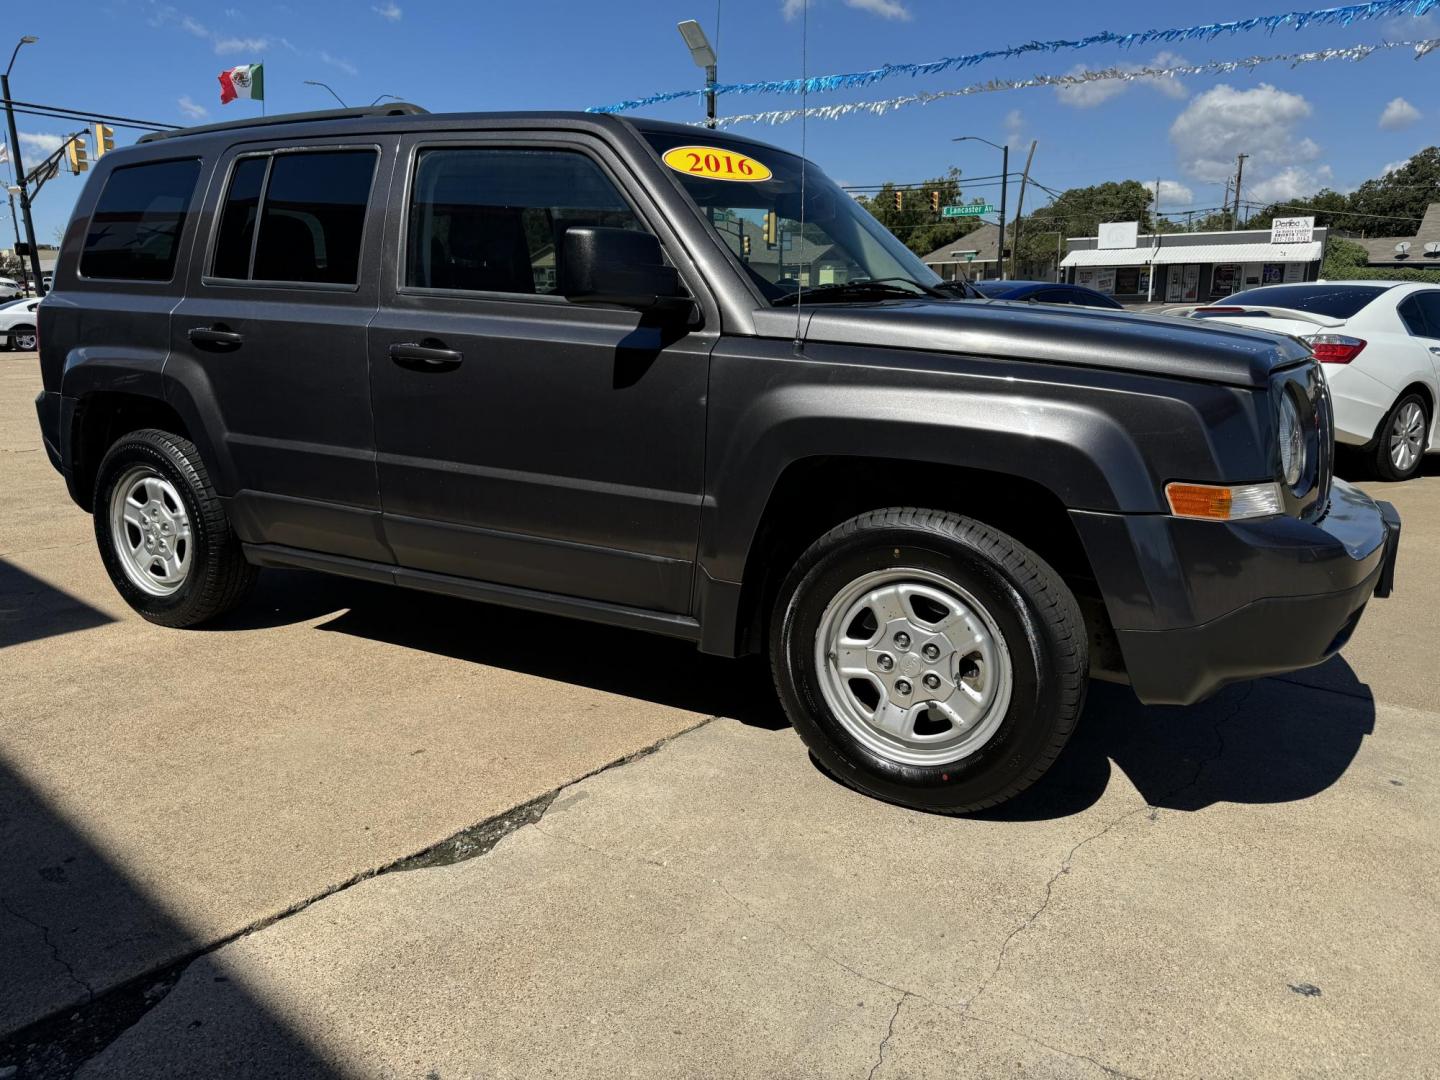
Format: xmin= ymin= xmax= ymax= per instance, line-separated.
xmin=922 ymin=643 xmax=940 ymax=661
xmin=895 ymin=679 xmax=912 ymax=696
xmin=923 ymin=673 xmax=941 ymax=691
xmin=876 ymin=654 xmax=894 ymax=672
xmin=894 ymin=631 xmax=911 ymax=649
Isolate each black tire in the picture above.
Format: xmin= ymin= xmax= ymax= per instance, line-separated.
xmin=1372 ymin=392 xmax=1429 ymax=482
xmin=770 ymin=508 xmax=1087 ymax=814
xmin=10 ymin=324 xmax=36 ymax=351
xmin=93 ymin=428 xmax=256 ymax=627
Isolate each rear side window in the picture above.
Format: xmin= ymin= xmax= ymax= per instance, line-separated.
xmin=211 ymin=149 xmax=377 ymax=285
xmin=404 ymin=148 xmax=644 ymax=295
xmin=1413 ymin=292 xmax=1440 ymax=338
xmin=80 ymin=158 xmax=201 ymax=281
xmin=1217 ymin=284 xmax=1390 ymax=319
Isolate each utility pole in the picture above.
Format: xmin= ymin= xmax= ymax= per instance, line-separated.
xmin=2 ymin=36 xmax=43 ymax=296
xmin=1148 ymin=177 xmax=1161 ymax=303
xmin=1009 ymin=139 xmax=1037 ymax=280
xmin=1222 ymin=178 xmax=1233 ymax=230
xmin=1233 ymin=153 xmax=1248 ymax=229
xmin=6 ymin=188 xmax=29 ymax=293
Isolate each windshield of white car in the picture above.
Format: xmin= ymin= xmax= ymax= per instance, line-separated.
xmin=1214 ymin=284 xmax=1391 ymax=319
xmin=0 ymin=298 xmax=32 ymax=311
xmin=641 ymin=129 xmax=944 ymax=307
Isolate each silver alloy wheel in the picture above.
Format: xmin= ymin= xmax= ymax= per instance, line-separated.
xmin=814 ymin=567 xmax=1013 ymax=767
xmin=108 ymin=466 xmax=192 ymax=596
xmin=1390 ymin=400 xmax=1426 ymax=473
xmin=12 ymin=326 xmax=36 ymax=351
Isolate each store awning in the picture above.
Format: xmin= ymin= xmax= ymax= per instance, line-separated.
xmin=1061 ymin=241 xmax=1324 ymax=268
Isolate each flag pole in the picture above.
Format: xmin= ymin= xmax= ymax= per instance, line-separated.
xmin=261 ymin=58 xmax=266 ymax=116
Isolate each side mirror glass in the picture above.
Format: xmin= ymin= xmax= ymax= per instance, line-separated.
xmin=561 ymin=227 xmax=686 ymax=313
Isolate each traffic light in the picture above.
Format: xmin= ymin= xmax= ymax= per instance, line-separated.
xmin=763 ymin=210 xmax=778 ymax=247
xmin=893 ymin=190 xmax=903 ymax=212
xmin=65 ymin=136 xmax=88 ymax=175
xmin=930 ymin=190 xmax=941 ymax=214
xmin=742 ymin=234 xmax=751 ymax=259
xmin=93 ymin=123 xmax=115 ymax=159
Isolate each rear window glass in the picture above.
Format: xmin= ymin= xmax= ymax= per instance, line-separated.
xmin=80 ymin=159 xmax=201 ymax=281
xmin=1215 ymin=284 xmax=1390 ymax=319
xmin=210 ymin=149 xmax=377 ymax=285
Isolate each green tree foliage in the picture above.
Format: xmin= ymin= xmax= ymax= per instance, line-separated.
xmin=1244 ymin=188 xmax=1351 ymax=231
xmin=854 ymin=168 xmax=972 ymax=257
xmin=1011 ymin=180 xmax=1157 ymax=271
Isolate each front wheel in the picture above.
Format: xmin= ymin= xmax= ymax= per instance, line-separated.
xmin=1373 ymin=392 xmax=1429 ymax=481
xmin=771 ymin=508 xmax=1088 ymax=815
xmin=10 ymin=324 xmax=36 ymax=351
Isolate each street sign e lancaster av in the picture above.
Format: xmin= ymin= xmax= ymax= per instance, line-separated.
xmin=943 ymin=203 xmax=995 ymax=218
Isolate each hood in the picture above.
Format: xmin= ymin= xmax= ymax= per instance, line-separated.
xmin=753 ymin=298 xmax=1313 ymax=389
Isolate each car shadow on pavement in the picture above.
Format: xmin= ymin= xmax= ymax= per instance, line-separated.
xmin=980 ymin=661 xmax=1376 ymax=821
xmin=0 ymin=558 xmax=114 ymax=649
xmin=308 ymin=574 xmax=791 ymax=730
xmin=0 ymin=756 xmax=341 ymax=1078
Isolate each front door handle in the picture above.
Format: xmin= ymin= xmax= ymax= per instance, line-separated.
xmin=389 ymin=341 xmax=463 ymax=371
xmin=188 ymin=325 xmax=244 ymax=349
xmin=1429 ymin=346 xmax=1440 ymax=356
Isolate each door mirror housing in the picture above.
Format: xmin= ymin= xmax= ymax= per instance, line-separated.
xmin=561 ymin=227 xmax=686 ymax=312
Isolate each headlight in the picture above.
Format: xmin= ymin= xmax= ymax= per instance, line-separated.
xmin=1278 ymin=391 xmax=1306 ymax=489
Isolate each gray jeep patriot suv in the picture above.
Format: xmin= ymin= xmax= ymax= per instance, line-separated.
xmin=35 ymin=105 xmax=1401 ymax=813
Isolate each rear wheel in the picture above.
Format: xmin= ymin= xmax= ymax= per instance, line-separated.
xmin=93 ymin=428 xmax=256 ymax=627
xmin=770 ymin=508 xmax=1088 ymax=814
xmin=1374 ymin=392 xmax=1429 ymax=481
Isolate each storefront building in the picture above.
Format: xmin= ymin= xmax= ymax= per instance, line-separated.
xmin=1059 ymin=219 xmax=1328 ymax=305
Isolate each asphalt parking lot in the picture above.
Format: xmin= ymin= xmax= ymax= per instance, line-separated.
xmin=3 ymin=352 xmax=1438 ymax=1079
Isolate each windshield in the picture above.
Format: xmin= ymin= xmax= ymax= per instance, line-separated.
xmin=0 ymin=298 xmax=31 ymax=311
xmin=1215 ymin=284 xmax=1390 ymax=319
xmin=642 ymin=129 xmax=942 ymax=305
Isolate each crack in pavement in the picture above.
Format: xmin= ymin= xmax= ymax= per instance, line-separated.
xmin=866 ymin=992 xmax=908 ymax=1080
xmin=0 ymin=896 xmax=94 ymax=1007
xmin=958 ymin=684 xmax=1258 ymax=1027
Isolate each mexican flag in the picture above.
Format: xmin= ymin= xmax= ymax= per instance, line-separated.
xmin=218 ymin=64 xmax=264 ymax=105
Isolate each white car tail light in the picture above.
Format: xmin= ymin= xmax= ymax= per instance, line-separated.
xmin=1303 ymin=333 xmax=1367 ymax=364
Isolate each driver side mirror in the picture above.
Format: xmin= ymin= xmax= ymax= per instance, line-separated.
xmin=561 ymin=227 xmax=687 ymax=313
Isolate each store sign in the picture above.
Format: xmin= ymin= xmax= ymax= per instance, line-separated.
xmin=1270 ymin=216 xmax=1315 ymax=245
xmin=1098 ymin=221 xmax=1139 ymax=250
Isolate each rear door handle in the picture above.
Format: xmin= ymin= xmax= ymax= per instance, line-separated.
xmin=187 ymin=326 xmax=244 ymax=348
xmin=1429 ymin=346 xmax=1440 ymax=356
xmin=389 ymin=341 xmax=463 ymax=370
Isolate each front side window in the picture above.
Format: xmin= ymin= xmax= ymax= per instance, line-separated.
xmin=80 ymin=158 xmax=201 ymax=281
xmin=641 ymin=129 xmax=941 ymax=306
xmin=211 ymin=149 xmax=377 ymax=285
xmin=405 ymin=148 xmax=644 ymax=295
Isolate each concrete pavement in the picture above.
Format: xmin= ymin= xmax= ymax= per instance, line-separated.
xmin=4 ymin=352 xmax=1439 ymax=1077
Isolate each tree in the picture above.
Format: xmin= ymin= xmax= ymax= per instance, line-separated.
xmin=1346 ymin=148 xmax=1440 ymax=235
xmin=854 ymin=168 xmax=969 ymax=257
xmin=1011 ymin=179 xmax=1157 ymax=272
xmin=1244 ymin=188 xmax=1351 ymax=231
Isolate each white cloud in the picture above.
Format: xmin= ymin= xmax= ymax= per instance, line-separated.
xmin=1056 ymin=51 xmax=1189 ymax=108
xmin=214 ymin=35 xmax=270 ymax=55
xmin=180 ymin=15 xmax=209 ymax=37
xmin=373 ymin=1 xmax=402 ymax=19
xmin=1383 ymin=157 xmax=1414 ymax=176
xmin=1379 ymin=96 xmax=1421 ymax=130
xmin=1155 ymin=179 xmax=1195 ymax=207
xmin=1003 ymin=108 xmax=1026 ymax=150
xmin=319 ymin=50 xmax=357 ymax=76
xmin=1170 ymin=83 xmax=1318 ymax=184
xmin=783 ymin=0 xmax=912 ymax=19
xmin=178 ymin=95 xmax=209 ymax=120
xmin=18 ymin=132 xmax=65 ymax=154
xmin=1248 ymin=165 xmax=1334 ymax=203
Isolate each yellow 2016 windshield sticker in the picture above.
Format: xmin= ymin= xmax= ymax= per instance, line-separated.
xmin=662 ymin=146 xmax=773 ymax=182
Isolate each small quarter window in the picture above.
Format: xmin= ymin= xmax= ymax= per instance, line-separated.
xmin=405 ymin=148 xmax=644 ymax=295
xmin=80 ymin=158 xmax=201 ymax=281
xmin=210 ymin=149 xmax=377 ymax=285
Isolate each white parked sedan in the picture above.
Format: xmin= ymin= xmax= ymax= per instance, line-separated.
xmin=0 ymin=297 xmax=41 ymax=352
xmin=1189 ymin=281 xmax=1440 ymax=480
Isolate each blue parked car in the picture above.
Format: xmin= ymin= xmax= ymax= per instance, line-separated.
xmin=971 ymin=279 xmax=1124 ymax=309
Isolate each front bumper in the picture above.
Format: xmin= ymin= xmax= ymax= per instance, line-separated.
xmin=1074 ymin=479 xmax=1399 ymax=705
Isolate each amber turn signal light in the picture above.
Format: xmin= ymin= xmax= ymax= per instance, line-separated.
xmin=1165 ymin=481 xmax=1283 ymax=521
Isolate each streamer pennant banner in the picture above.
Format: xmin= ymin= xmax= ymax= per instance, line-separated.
xmin=588 ymin=0 xmax=1439 ymax=114
xmin=705 ymin=37 xmax=1440 ymax=128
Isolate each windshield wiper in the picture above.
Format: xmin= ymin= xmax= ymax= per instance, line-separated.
xmin=773 ymin=277 xmax=942 ymax=306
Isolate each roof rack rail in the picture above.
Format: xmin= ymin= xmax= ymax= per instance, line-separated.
xmin=137 ymin=102 xmax=428 ymax=143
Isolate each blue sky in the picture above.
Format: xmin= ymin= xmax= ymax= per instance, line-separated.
xmin=8 ymin=0 xmax=1440 ymax=240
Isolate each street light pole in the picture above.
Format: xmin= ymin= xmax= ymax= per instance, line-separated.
xmin=3 ymin=36 xmax=44 ymax=297
xmin=954 ymin=135 xmax=1009 ymax=280
xmin=304 ymin=80 xmax=348 ymax=108
xmin=677 ymin=20 xmax=718 ymax=129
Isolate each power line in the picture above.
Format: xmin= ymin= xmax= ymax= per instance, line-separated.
xmin=1240 ymin=200 xmax=1424 ymax=224
xmin=2 ymin=97 xmax=178 ymax=132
